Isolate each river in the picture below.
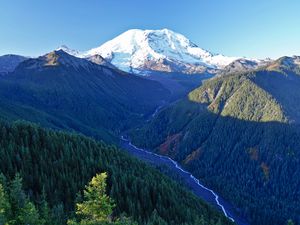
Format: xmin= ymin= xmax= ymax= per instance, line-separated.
xmin=120 ymin=136 xmax=248 ymax=225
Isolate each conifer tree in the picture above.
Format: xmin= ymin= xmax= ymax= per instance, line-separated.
xmin=287 ymin=220 xmax=295 ymax=225
xmin=75 ymin=172 xmax=115 ymax=224
xmin=17 ymin=201 xmax=42 ymax=225
xmin=0 ymin=183 xmax=11 ymax=225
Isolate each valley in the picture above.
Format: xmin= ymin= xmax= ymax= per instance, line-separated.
xmin=120 ymin=135 xmax=248 ymax=225
xmin=129 ymin=57 xmax=300 ymax=225
xmin=0 ymin=26 xmax=299 ymax=225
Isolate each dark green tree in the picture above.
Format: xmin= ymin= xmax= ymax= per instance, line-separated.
xmin=17 ymin=201 xmax=42 ymax=225
xmin=0 ymin=182 xmax=11 ymax=225
xmin=287 ymin=220 xmax=295 ymax=225
xmin=9 ymin=174 xmax=26 ymax=214
xmin=39 ymin=188 xmax=51 ymax=225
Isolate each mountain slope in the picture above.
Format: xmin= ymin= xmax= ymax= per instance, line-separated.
xmin=217 ymin=58 xmax=271 ymax=76
xmin=83 ymin=29 xmax=238 ymax=74
xmin=0 ymin=50 xmax=170 ymax=143
xmin=0 ymin=54 xmax=28 ymax=75
xmin=0 ymin=120 xmax=234 ymax=225
xmin=57 ymin=45 xmax=119 ymax=69
xmin=130 ymin=57 xmax=300 ymax=225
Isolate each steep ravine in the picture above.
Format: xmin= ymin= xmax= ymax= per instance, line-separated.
xmin=119 ymin=135 xmax=248 ymax=225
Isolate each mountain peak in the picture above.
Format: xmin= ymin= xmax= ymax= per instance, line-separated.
xmin=266 ymin=55 xmax=300 ymax=73
xmin=51 ymin=29 xmax=241 ymax=74
xmin=17 ymin=50 xmax=92 ymax=71
xmin=0 ymin=54 xmax=28 ymax=74
xmin=279 ymin=55 xmax=300 ymax=65
xmin=56 ymin=45 xmax=81 ymax=57
xmin=83 ymin=28 xmax=238 ymax=73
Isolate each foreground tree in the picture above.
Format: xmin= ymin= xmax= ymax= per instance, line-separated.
xmin=0 ymin=182 xmax=11 ymax=224
xmin=0 ymin=174 xmax=44 ymax=225
xmin=286 ymin=220 xmax=295 ymax=225
xmin=17 ymin=201 xmax=42 ymax=225
xmin=69 ymin=172 xmax=138 ymax=225
xmin=76 ymin=172 xmax=115 ymax=223
xmin=0 ymin=121 xmax=233 ymax=225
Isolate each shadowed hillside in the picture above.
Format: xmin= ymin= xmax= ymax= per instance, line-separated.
xmin=130 ymin=60 xmax=300 ymax=225
xmin=0 ymin=50 xmax=171 ymax=143
xmin=0 ymin=120 xmax=234 ymax=225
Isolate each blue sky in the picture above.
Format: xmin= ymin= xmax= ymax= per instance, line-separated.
xmin=0 ymin=0 xmax=299 ymax=58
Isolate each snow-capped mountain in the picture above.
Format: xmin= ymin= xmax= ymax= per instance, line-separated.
xmin=56 ymin=45 xmax=82 ymax=57
xmin=54 ymin=29 xmax=270 ymax=75
xmin=82 ymin=29 xmax=239 ymax=74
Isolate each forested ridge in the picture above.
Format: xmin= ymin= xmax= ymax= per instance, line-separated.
xmin=130 ymin=65 xmax=300 ymax=225
xmin=0 ymin=50 xmax=170 ymax=144
xmin=0 ymin=120 xmax=232 ymax=225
